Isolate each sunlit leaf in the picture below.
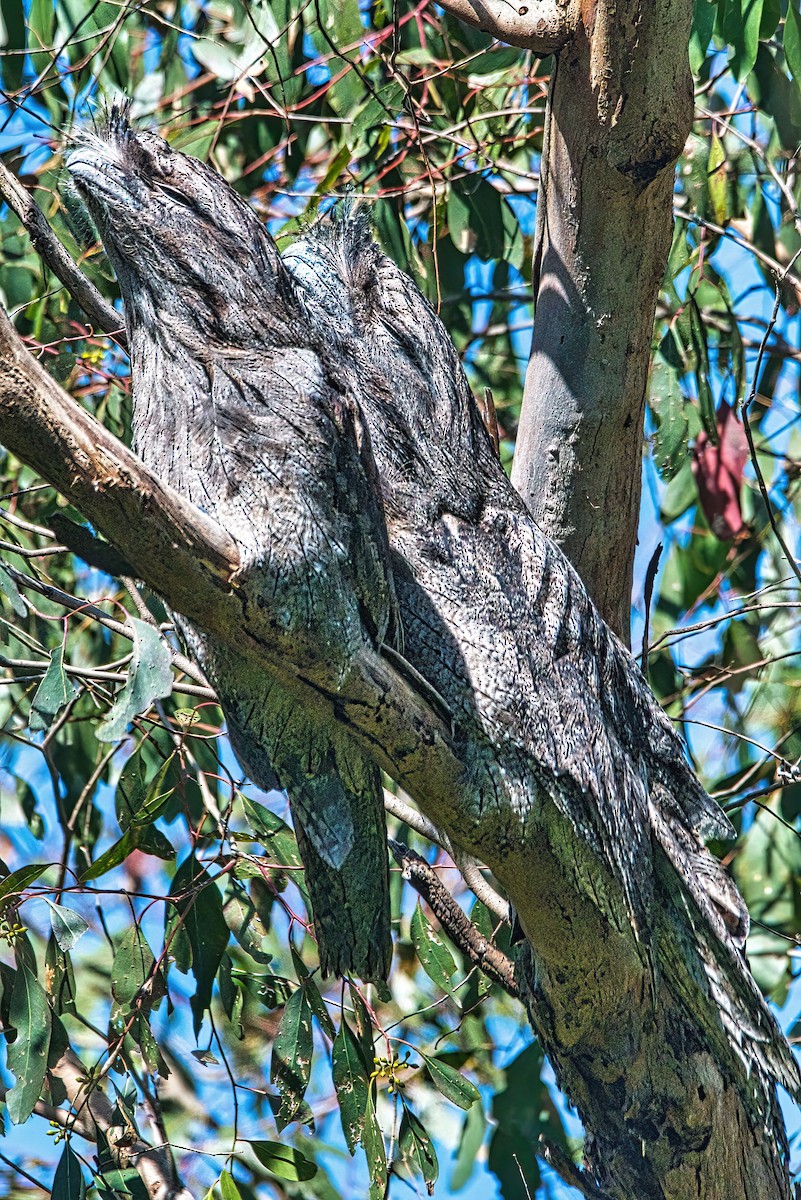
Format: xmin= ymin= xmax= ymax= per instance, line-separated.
xmin=29 ymin=644 xmax=78 ymax=732
xmin=250 ymin=1140 xmax=317 ymax=1181
xmin=45 ymin=900 xmax=89 ymax=952
xmin=424 ymin=1055 xmax=480 ymax=1110
xmin=6 ymin=964 xmax=52 ymax=1124
xmin=0 ymin=862 xmax=51 ymax=906
xmin=98 ymin=619 xmax=173 ymax=742
xmin=410 ymin=902 xmax=456 ymax=992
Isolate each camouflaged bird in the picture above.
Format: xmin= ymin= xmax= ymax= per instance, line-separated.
xmin=67 ymin=104 xmax=393 ymax=981
xmin=282 ymin=211 xmax=801 ymax=1108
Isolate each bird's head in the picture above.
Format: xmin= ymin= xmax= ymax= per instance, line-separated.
xmin=67 ymin=101 xmax=287 ymax=341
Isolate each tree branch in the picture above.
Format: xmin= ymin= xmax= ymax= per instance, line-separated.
xmin=0 ymin=159 xmax=124 ymax=342
xmin=432 ymin=0 xmax=580 ymax=53
xmin=47 ymin=1045 xmax=194 ymax=1200
xmin=510 ymin=0 xmax=693 ymax=639
xmin=389 ymin=840 xmax=518 ymax=997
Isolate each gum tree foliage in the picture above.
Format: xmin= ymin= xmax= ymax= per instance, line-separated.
xmin=0 ymin=2 xmax=800 ymax=1198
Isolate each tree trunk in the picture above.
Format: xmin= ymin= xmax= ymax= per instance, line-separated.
xmin=508 ymin=0 xmax=693 ymax=641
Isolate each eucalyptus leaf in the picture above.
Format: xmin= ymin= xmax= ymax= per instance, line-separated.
xmin=29 ymin=644 xmax=78 ymax=732
xmin=6 ymin=964 xmax=52 ymax=1125
xmin=98 ymin=619 xmax=173 ymax=742
xmin=45 ymin=900 xmax=89 ymax=951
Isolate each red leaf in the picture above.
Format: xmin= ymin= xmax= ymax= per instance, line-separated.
xmin=692 ymin=401 xmax=749 ymax=540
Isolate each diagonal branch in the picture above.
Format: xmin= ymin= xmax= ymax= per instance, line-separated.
xmin=0 ymin=159 xmax=124 ymax=342
xmin=389 ymin=839 xmax=518 ymax=996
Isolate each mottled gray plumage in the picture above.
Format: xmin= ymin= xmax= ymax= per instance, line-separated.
xmin=67 ymin=106 xmax=393 ymax=980
xmin=283 ymin=213 xmax=801 ymax=1103
xmin=67 ymin=108 xmax=800 ymax=1115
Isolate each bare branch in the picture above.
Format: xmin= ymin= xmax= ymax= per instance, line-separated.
xmin=432 ymin=0 xmax=580 ymax=53
xmin=0 ymin=160 xmax=124 ymax=342
xmin=47 ymin=1046 xmax=194 ymax=1200
xmin=389 ymin=839 xmax=518 ymax=997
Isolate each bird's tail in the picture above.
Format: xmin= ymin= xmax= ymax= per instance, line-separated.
xmin=283 ymin=735 xmax=393 ymax=981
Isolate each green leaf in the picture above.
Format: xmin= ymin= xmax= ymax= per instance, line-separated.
xmin=27 ymin=0 xmax=55 ymax=80
xmin=98 ymin=619 xmax=173 ymax=742
xmin=0 ymin=862 xmax=51 ymax=906
xmin=218 ymin=1170 xmax=243 ymax=1200
xmin=332 ymin=1019 xmax=370 ymax=1153
xmin=291 ymin=951 xmax=333 ymax=1037
xmin=45 ymin=935 xmax=77 ymax=1017
xmin=6 ymin=964 xmax=52 ymax=1124
xmin=0 ymin=562 xmax=26 ymax=616
xmin=111 ymin=925 xmax=165 ymax=1017
xmin=785 ymin=2 xmax=801 ymax=81
xmin=650 ymin=356 xmax=689 ymax=480
xmin=117 ymin=747 xmax=177 ymax=832
xmin=45 ymin=900 xmax=89 ymax=952
xmin=169 ymin=856 xmax=229 ymax=1036
xmin=29 ymin=644 xmax=78 ymax=732
xmin=450 ymin=1098 xmax=486 ymax=1191
xmin=689 ymin=296 xmax=717 ymax=440
xmin=250 ymin=1140 xmax=317 ymax=1182
xmin=271 ymin=985 xmax=313 ymax=1129
xmin=488 ymin=1043 xmax=560 ymax=1200
xmin=52 ymin=1143 xmax=87 ymax=1200
xmin=725 ymin=0 xmax=764 ymax=80
xmin=0 ymin=0 xmax=26 ymax=93
xmin=223 ymin=881 xmax=272 ymax=965
xmin=707 ymin=132 xmax=728 ymax=226
xmin=399 ymin=1108 xmax=438 ymax=1190
xmin=424 ymin=1055 xmax=480 ymax=1110
xmin=240 ymin=796 xmax=303 ymax=868
xmin=236 ymin=970 xmax=293 ymax=1009
xmin=362 ymin=1094 xmax=387 ymax=1200
xmin=410 ymin=902 xmax=456 ymax=992
xmin=16 ymin=778 xmax=44 ymax=839
xmin=660 ymin=458 xmax=698 ymax=524
xmin=348 ymin=983 xmax=376 ymax=1072
xmin=447 ymin=180 xmax=505 ymax=261
xmin=79 ymin=828 xmax=136 ymax=881
xmin=690 ymin=0 xmax=717 ymax=73
xmin=352 ymin=83 xmax=405 ymax=138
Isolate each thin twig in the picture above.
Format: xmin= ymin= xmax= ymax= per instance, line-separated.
xmin=740 ymin=254 xmax=801 ymax=589
xmin=383 ymin=788 xmax=508 ymax=918
xmin=640 ymin=541 xmax=662 ymax=672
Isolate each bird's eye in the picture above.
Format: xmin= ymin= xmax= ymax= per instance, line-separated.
xmin=159 ymin=182 xmax=189 ymax=206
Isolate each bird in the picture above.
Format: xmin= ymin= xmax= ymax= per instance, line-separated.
xmin=282 ymin=208 xmax=801 ymax=1105
xmin=67 ymin=102 xmax=393 ymax=981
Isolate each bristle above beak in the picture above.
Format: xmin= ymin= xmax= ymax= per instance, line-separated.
xmin=105 ymin=97 xmax=134 ymax=144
